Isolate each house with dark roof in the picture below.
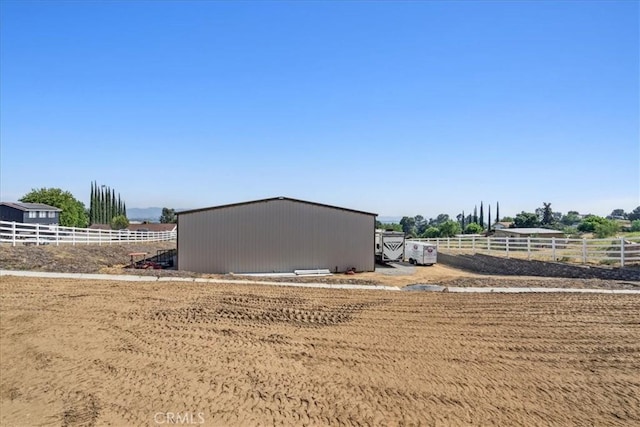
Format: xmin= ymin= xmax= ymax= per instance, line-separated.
xmin=0 ymin=202 xmax=62 ymax=225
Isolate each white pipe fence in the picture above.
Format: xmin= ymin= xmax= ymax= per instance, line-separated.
xmin=0 ymin=221 xmax=176 ymax=246
xmin=409 ymin=235 xmax=640 ymax=268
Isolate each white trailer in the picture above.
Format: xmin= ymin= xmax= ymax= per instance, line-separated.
xmin=404 ymin=241 xmax=437 ymax=266
xmin=375 ymin=230 xmax=405 ymax=263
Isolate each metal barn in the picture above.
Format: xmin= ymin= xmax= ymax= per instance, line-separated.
xmin=177 ymin=197 xmax=377 ymax=274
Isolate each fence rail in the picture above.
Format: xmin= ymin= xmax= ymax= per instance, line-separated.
xmin=0 ymin=221 xmax=176 ymax=246
xmin=410 ymin=236 xmax=640 ymax=268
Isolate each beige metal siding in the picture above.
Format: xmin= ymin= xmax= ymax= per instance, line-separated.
xmin=178 ymin=199 xmax=375 ymax=274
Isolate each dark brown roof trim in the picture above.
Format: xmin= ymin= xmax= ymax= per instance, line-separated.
xmin=177 ymin=196 xmax=377 ymax=217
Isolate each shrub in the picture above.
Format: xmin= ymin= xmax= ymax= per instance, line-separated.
xmin=464 ymin=223 xmax=483 ymax=234
xmin=422 ymin=227 xmax=440 ymax=238
xmin=594 ymin=220 xmax=619 ymax=238
xmin=577 ymin=215 xmax=608 ymax=233
xmin=110 ymin=215 xmax=130 ymax=230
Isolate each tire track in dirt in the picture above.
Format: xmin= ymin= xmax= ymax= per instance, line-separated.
xmin=1 ymin=277 xmax=639 ymax=426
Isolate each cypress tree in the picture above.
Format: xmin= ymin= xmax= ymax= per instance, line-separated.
xmin=106 ymin=188 xmax=110 ymax=222
xmin=89 ymin=182 xmax=94 ymax=224
xmin=496 ymin=202 xmax=500 ymax=223
xmin=97 ymin=185 xmax=103 ymax=223
xmin=461 ymin=210 xmax=465 ymax=229
xmin=102 ymin=186 xmax=107 ymax=223
xmin=479 ymin=201 xmax=484 ymax=229
xmin=112 ymin=189 xmax=117 ymax=220
xmin=488 ymin=204 xmax=492 ymax=231
xmin=473 ymin=206 xmax=478 ymax=224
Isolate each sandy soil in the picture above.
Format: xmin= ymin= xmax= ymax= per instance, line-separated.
xmin=1 ymin=276 xmax=639 ymax=426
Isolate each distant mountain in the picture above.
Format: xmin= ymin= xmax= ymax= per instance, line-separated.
xmin=127 ymin=207 xmax=190 ymax=221
xmin=377 ymin=216 xmax=402 ymax=224
xmin=127 ymin=207 xmax=163 ymax=221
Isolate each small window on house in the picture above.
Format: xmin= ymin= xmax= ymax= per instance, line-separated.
xmin=28 ymin=211 xmax=37 ymax=218
xmin=39 ymin=211 xmax=47 ymax=218
xmin=48 ymin=211 xmax=56 ymax=218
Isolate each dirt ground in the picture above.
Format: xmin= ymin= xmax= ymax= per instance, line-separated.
xmin=1 ymin=276 xmax=639 ymax=426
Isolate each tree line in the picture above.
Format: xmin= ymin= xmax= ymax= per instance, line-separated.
xmin=17 ymin=182 xmax=130 ymax=229
xmin=15 ymin=186 xmax=640 ymax=236
xmin=377 ymin=203 xmax=640 ymax=239
xmin=89 ymin=181 xmax=128 ymax=227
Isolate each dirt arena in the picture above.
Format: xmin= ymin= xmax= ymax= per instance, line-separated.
xmin=1 ymin=276 xmax=639 ymax=426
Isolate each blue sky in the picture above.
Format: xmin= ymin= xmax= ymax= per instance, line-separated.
xmin=1 ymin=0 xmax=638 ymax=220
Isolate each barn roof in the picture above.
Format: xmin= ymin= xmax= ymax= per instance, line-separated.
xmin=177 ymin=197 xmax=377 ymax=217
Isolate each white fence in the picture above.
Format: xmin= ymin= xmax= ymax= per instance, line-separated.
xmin=0 ymin=221 xmax=176 ymax=246
xmin=410 ymin=236 xmax=640 ymax=268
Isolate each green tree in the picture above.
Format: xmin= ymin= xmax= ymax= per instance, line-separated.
xmin=464 ymin=222 xmax=483 ymax=234
xmin=110 ymin=215 xmax=130 ymax=230
xmin=479 ymin=202 xmax=484 ymax=229
xmin=541 ymin=202 xmax=554 ymax=226
xmin=577 ymin=215 xmax=608 ymax=233
xmin=436 ymin=214 xmax=450 ymax=225
xmin=631 ymin=220 xmax=640 ymax=232
xmin=514 ymin=212 xmax=541 ymax=228
xmin=422 ymin=227 xmax=440 ymax=238
xmin=20 ymin=187 xmax=88 ymax=228
xmin=594 ymin=219 xmax=619 ymax=238
xmin=377 ymin=222 xmax=402 ymax=232
xmin=160 ymin=208 xmax=177 ymax=224
xmin=560 ymin=211 xmax=581 ymax=226
xmin=415 ymin=215 xmax=427 ymax=235
xmin=628 ymin=207 xmax=640 ymax=221
xmin=90 ymin=182 xmax=127 ymax=225
xmin=495 ymin=202 xmax=500 ymax=224
xmin=457 ymin=211 xmax=465 ymax=229
xmin=609 ymin=208 xmax=626 ymax=219
xmin=89 ymin=182 xmax=95 ymax=224
xmin=438 ymin=220 xmax=462 ymax=237
xmin=400 ymin=216 xmax=416 ymax=236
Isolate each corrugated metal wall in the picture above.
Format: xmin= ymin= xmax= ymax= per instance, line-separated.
xmin=177 ymin=199 xmax=375 ymax=274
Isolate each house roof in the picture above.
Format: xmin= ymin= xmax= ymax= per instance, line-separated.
xmin=0 ymin=202 xmax=62 ymax=212
xmin=177 ymin=196 xmax=378 ymax=217
xmin=88 ymin=224 xmax=111 ymax=230
xmin=89 ymin=223 xmax=177 ymax=232
xmin=127 ymin=223 xmax=177 ymax=232
xmin=497 ymin=228 xmax=564 ymax=235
